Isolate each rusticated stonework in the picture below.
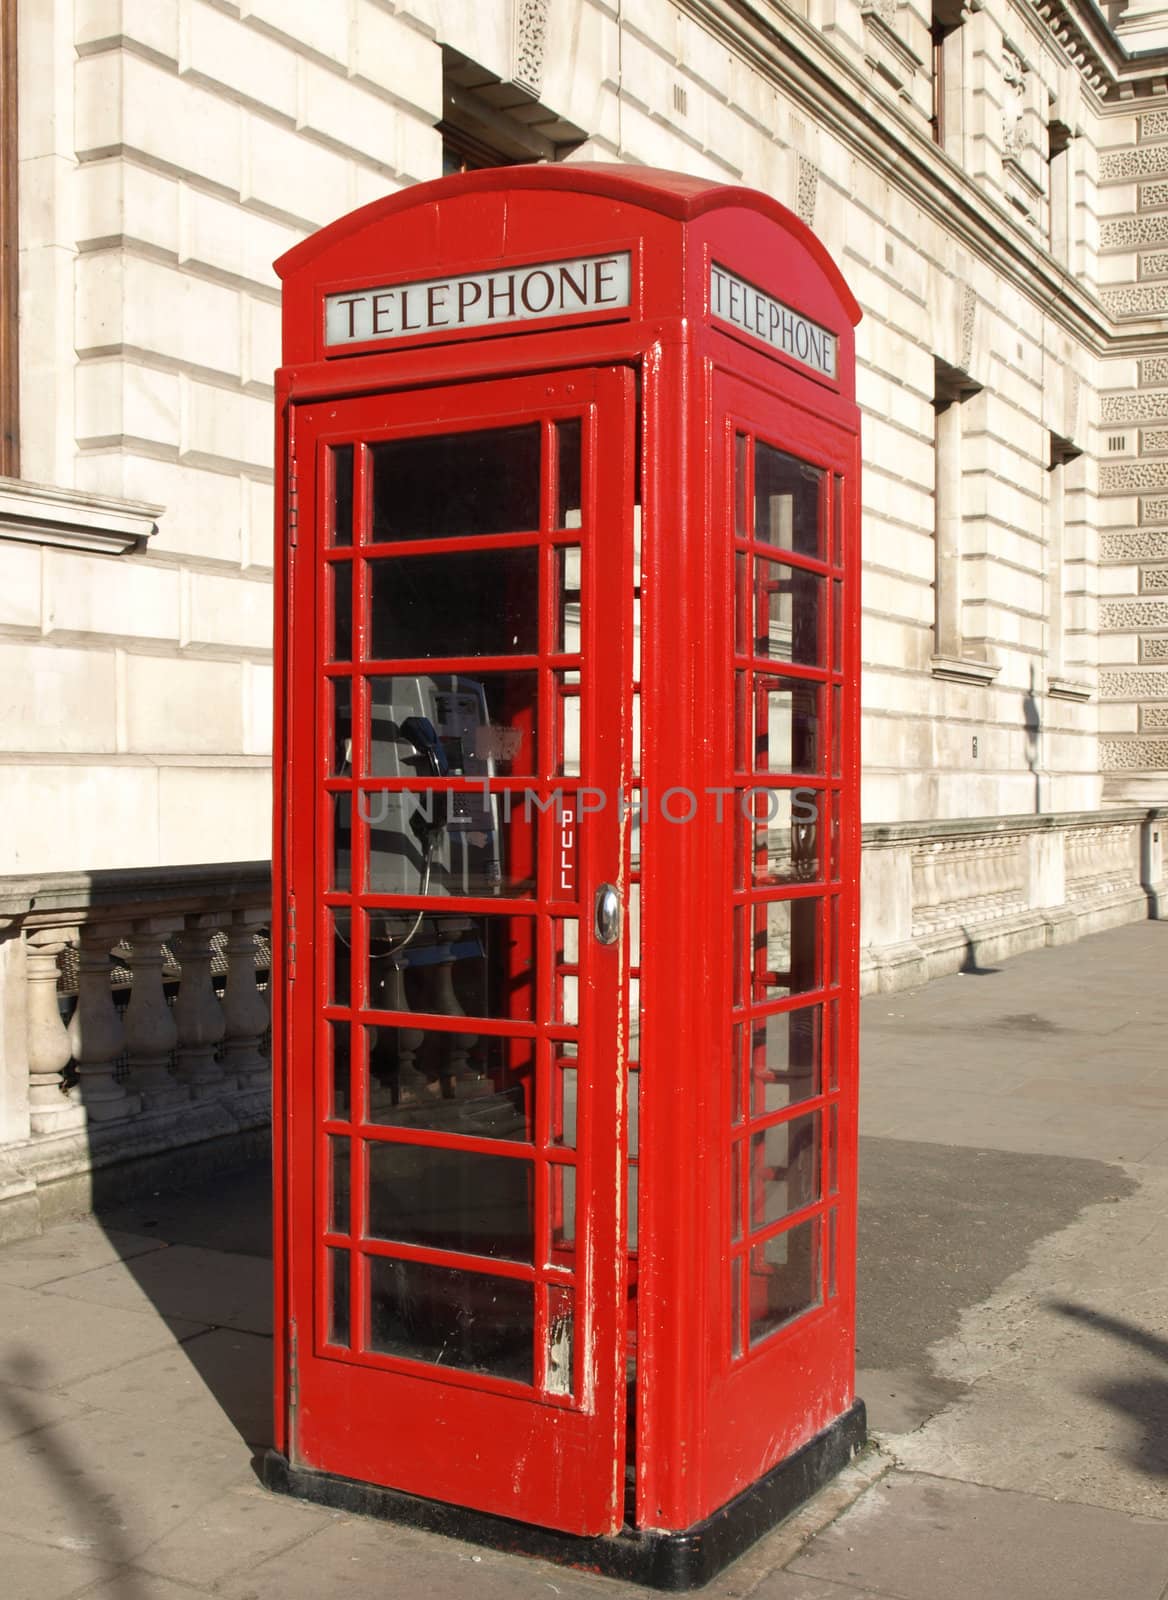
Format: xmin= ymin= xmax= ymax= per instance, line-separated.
xmin=1143 ymin=111 xmax=1168 ymax=141
xmin=1100 ymin=529 xmax=1168 ymax=562
xmin=1101 ymin=146 xmax=1168 ymax=182
xmin=1142 ymin=254 xmax=1168 ymax=280
xmin=1102 ymin=214 xmax=1168 ymax=250
xmin=1100 ymin=598 xmax=1168 ymax=629
xmin=1143 ymin=358 xmax=1168 ymax=386
xmin=1142 ymin=497 xmax=1168 ymax=522
xmin=1141 ymin=637 xmax=1168 ymax=662
xmin=1100 ymin=390 xmax=1168 ymax=424
xmin=1141 ymin=567 xmax=1168 ymax=591
xmin=1102 ymin=284 xmax=1168 ymax=318
xmin=1141 ymin=182 xmax=1168 ymax=211
xmin=1099 ymin=668 xmax=1168 ymax=699
xmin=1100 ymin=738 xmax=1168 ymax=770
xmin=1144 ymin=430 xmax=1168 ymax=453
xmin=1100 ymin=459 xmax=1168 ymax=493
xmin=1142 ymin=706 xmax=1168 ymax=730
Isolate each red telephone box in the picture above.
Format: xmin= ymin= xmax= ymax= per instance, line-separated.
xmin=268 ymin=165 xmax=863 ymax=1588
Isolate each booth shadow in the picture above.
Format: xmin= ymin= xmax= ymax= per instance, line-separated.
xmin=89 ymin=1154 xmax=275 ymax=1463
xmin=1047 ymin=1298 xmax=1168 ymax=1479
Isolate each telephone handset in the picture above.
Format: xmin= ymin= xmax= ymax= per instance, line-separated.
xmin=399 ymin=714 xmax=449 ymax=838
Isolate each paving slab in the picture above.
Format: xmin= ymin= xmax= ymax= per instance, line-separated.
xmin=0 ymin=1280 xmax=206 ymax=1389
xmin=39 ymin=1243 xmax=272 ymax=1335
xmin=61 ymin=1327 xmax=273 ymax=1448
xmin=0 ymin=1381 xmax=94 ymax=1447
xmin=133 ymin=1482 xmax=334 ymax=1589
xmin=788 ymin=1471 xmax=1168 ymax=1600
xmin=0 ymin=1407 xmax=251 ymax=1562
xmin=0 ymin=1221 xmax=165 ymax=1288
xmin=0 ymin=1526 xmax=119 ymax=1600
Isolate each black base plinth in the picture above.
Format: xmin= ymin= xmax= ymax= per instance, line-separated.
xmin=263 ymin=1398 xmax=866 ymax=1590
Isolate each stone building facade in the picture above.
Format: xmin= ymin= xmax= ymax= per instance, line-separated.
xmin=0 ymin=0 xmax=1165 ymax=1229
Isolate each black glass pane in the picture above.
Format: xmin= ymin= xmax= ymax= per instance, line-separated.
xmin=331 ymin=445 xmax=353 ymax=547
xmin=555 ymin=419 xmax=582 ymax=529
xmin=370 ymin=425 xmax=539 ymax=541
xmin=331 ymin=562 xmax=352 ymax=662
xmin=368 ymin=1255 xmax=533 ymax=1382
xmin=365 ymin=912 xmax=535 ymax=1023
xmin=366 ymin=1141 xmax=534 ymax=1262
xmin=369 ymin=549 xmax=539 ymax=659
xmin=367 ymin=1026 xmax=534 ymax=1140
xmin=755 ymin=443 xmax=823 ymax=557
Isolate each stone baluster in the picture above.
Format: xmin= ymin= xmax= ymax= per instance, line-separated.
xmin=26 ymin=927 xmax=87 ymax=1135
xmin=221 ymin=911 xmax=270 ymax=1088
xmin=68 ymin=921 xmax=140 ymax=1122
xmin=172 ymin=915 xmax=228 ymax=1095
xmin=123 ymin=920 xmax=188 ymax=1110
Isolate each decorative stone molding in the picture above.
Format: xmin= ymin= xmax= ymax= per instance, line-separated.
xmin=1140 ymin=254 xmax=1168 ymax=281
xmin=1142 ymin=497 xmax=1168 ymax=523
xmin=1142 ymin=110 xmax=1168 ymax=142
xmin=1141 ymin=566 xmax=1168 ymax=591
xmin=1145 ymin=430 xmax=1168 ymax=453
xmin=1029 ymin=0 xmax=1111 ymax=95
xmin=1100 ymin=667 xmax=1168 ymax=698
xmin=1101 ymin=391 xmax=1168 ymax=424
xmin=1142 ymin=705 xmax=1168 ymax=730
xmin=1101 ymin=529 xmax=1168 ymax=561
xmin=1101 ymin=459 xmax=1168 ymax=493
xmin=796 ymin=155 xmax=818 ymax=227
xmin=1141 ymin=637 xmax=1168 ymax=661
xmin=1101 ymin=598 xmax=1168 ymax=629
xmin=1100 ymin=737 xmax=1168 ymax=770
xmin=1102 ymin=284 xmax=1168 ymax=319
xmin=1047 ymin=676 xmax=1093 ymax=701
xmin=1143 ymin=358 xmax=1168 ymax=386
xmin=1002 ymin=49 xmax=1029 ymax=160
xmin=513 ymin=0 xmax=550 ymax=97
xmin=930 ymin=654 xmax=1001 ymax=685
xmin=960 ymin=286 xmax=977 ymax=376
xmin=1142 ymin=182 xmax=1168 ymax=212
xmin=0 ymin=478 xmax=161 ymax=555
xmin=1101 ymin=146 xmax=1168 ymax=183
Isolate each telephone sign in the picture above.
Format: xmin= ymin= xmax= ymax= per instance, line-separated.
xmin=269 ymin=165 xmax=864 ymax=1588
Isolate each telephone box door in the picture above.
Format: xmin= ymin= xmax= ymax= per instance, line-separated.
xmin=284 ymin=368 xmax=636 ymax=1535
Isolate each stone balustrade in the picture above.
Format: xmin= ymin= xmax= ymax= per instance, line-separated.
xmin=861 ymin=806 xmax=1168 ymax=993
xmin=0 ymin=862 xmax=271 ymax=1241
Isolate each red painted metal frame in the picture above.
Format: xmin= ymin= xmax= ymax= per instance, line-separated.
xmin=273 ymin=164 xmax=861 ymax=1544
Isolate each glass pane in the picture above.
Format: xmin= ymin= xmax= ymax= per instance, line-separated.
xmin=750 ymin=1112 xmax=820 ymax=1229
xmin=370 ymin=425 xmax=539 ymax=541
xmin=828 ymin=998 xmax=840 ymax=1092
xmin=628 ymin=976 xmax=640 ymax=1061
xmin=831 ymin=792 xmax=841 ymax=880
xmin=735 ymin=553 xmax=748 ymax=657
xmin=750 ymin=788 xmax=822 ymax=886
xmin=330 ymin=1135 xmax=350 ymax=1234
xmin=330 ymin=445 xmax=353 ymax=547
xmin=832 ymin=473 xmax=844 ymax=565
xmin=545 ymin=1283 xmax=575 ymax=1396
xmin=332 ymin=911 xmax=351 ymax=1007
xmin=832 ymin=685 xmax=843 ymax=777
xmin=363 ymin=789 xmax=537 ymax=900
xmin=551 ymin=1163 xmax=576 ymax=1253
xmin=330 ymin=1019 xmax=351 ymax=1120
xmin=554 ymin=919 xmax=579 ymax=1025
xmin=755 ymin=679 xmax=821 ymax=775
xmin=368 ymin=671 xmax=537 ymax=779
xmin=327 ymin=1247 xmax=350 ymax=1345
xmin=832 ymin=579 xmax=844 ymax=671
xmin=558 ymin=546 xmax=582 ymax=652
xmin=748 ymin=1217 xmax=821 ymax=1345
xmin=755 ymin=443 xmax=823 ymax=558
xmin=750 ymin=898 xmax=821 ymax=1002
xmin=628 ymin=1164 xmax=638 ymax=1252
xmin=735 ymin=432 xmax=749 ymax=537
xmin=331 ymin=677 xmax=352 ymax=773
xmin=731 ymin=1020 xmax=744 ymax=1125
xmin=331 ymin=561 xmax=352 ymax=662
xmin=731 ymin=1257 xmax=743 ymax=1359
xmin=331 ymin=793 xmax=352 ymax=892
xmin=556 ymin=420 xmax=582 ymax=530
xmin=753 ymin=559 xmax=824 ymax=666
xmin=750 ymin=1007 xmax=821 ymax=1115
xmin=557 ymin=680 xmax=581 ymax=777
xmin=368 ymin=1255 xmax=534 ymax=1383
xmin=730 ymin=1139 xmax=743 ymax=1243
xmin=366 ymin=1025 xmax=534 ymax=1140
xmin=827 ymin=1207 xmax=838 ymax=1299
xmin=366 ymin=911 xmax=535 ymax=1023
xmin=367 ymin=1141 xmax=534 ymax=1261
xmin=555 ymin=1048 xmax=578 ymax=1148
xmin=369 ymin=549 xmax=539 ymax=659
xmin=828 ymin=1103 xmax=839 ymax=1195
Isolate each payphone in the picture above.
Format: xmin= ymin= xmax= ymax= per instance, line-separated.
xmin=269 ymin=165 xmax=864 ymax=1587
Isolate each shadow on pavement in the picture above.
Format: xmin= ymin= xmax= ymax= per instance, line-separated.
xmin=1048 ymin=1300 xmax=1168 ymax=1479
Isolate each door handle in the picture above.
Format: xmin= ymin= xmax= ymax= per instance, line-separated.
xmin=594 ymin=883 xmax=620 ymax=946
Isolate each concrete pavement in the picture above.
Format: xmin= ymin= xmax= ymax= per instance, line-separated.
xmin=0 ymin=919 xmax=1165 ymax=1598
